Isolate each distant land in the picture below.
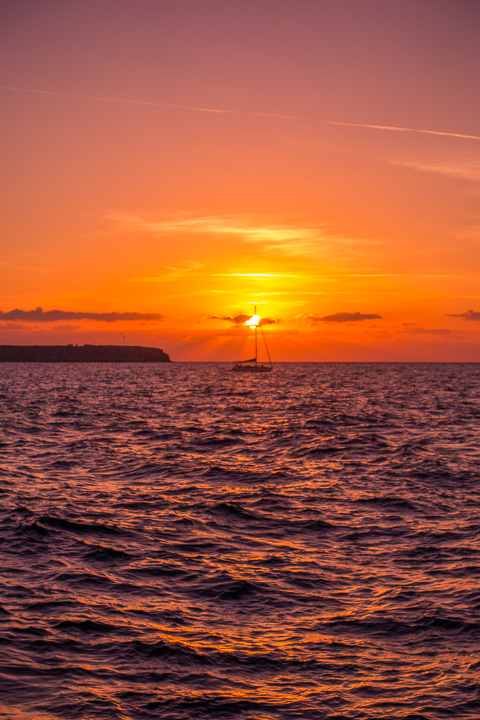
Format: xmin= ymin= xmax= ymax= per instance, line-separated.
xmin=0 ymin=345 xmax=171 ymax=363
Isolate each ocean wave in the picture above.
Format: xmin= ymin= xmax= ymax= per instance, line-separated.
xmin=0 ymin=362 xmax=479 ymax=719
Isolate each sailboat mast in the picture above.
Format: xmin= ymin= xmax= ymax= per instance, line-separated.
xmin=254 ymin=305 xmax=257 ymax=366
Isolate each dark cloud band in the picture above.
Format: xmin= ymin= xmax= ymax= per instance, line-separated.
xmin=0 ymin=308 xmax=166 ymax=323
xmin=445 ymin=310 xmax=480 ymax=321
xmin=309 ymin=312 xmax=382 ymax=323
xmin=398 ymin=327 xmax=455 ymax=336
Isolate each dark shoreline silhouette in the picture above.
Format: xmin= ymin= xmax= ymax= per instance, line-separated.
xmin=0 ymin=345 xmax=171 ymax=362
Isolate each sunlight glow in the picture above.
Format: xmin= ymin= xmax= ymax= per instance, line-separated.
xmin=246 ymin=315 xmax=260 ymax=326
xmin=216 ymin=273 xmax=297 ymax=278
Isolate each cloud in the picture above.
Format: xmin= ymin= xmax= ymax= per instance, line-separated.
xmin=445 ymin=310 xmax=480 ymax=321
xmin=397 ymin=326 xmax=456 ymax=336
xmin=0 ymin=86 xmax=300 ymax=120
xmin=394 ymin=156 xmax=480 ymax=184
xmin=211 ymin=314 xmax=251 ymax=325
xmin=369 ymin=331 xmax=393 ymax=340
xmin=127 ymin=261 xmax=204 ymax=282
xmin=323 ymin=120 xmax=480 ymax=142
xmin=4 ymin=88 xmax=480 ymax=140
xmin=0 ymin=322 xmax=26 ymax=331
xmin=210 ymin=314 xmax=277 ymax=326
xmin=108 ymin=212 xmax=364 ymax=260
xmin=52 ymin=324 xmax=80 ymax=332
xmin=0 ymin=308 xmax=166 ymax=323
xmin=308 ymin=312 xmax=382 ymax=323
xmin=215 ymin=273 xmax=297 ymax=278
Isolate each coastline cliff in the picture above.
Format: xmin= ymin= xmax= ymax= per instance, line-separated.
xmin=0 ymin=345 xmax=171 ymax=363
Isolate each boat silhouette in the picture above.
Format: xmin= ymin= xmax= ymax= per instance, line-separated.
xmin=232 ymin=306 xmax=273 ymax=373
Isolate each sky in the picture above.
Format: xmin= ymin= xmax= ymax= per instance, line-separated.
xmin=1 ymin=0 xmax=479 ymax=361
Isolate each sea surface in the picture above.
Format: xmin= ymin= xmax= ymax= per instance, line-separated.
xmin=0 ymin=362 xmax=479 ymax=720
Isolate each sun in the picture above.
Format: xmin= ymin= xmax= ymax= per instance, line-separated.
xmin=246 ymin=314 xmax=260 ymax=327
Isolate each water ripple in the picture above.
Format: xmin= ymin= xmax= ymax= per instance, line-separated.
xmin=0 ymin=362 xmax=479 ymax=718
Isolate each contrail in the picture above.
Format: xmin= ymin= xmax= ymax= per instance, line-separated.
xmin=0 ymin=86 xmax=55 ymax=96
xmin=322 ymin=119 xmax=480 ymax=142
xmin=2 ymin=86 xmax=479 ymax=138
xmin=0 ymin=86 xmax=300 ymax=120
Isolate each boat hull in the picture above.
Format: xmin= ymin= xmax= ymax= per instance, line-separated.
xmin=232 ymin=364 xmax=272 ymax=373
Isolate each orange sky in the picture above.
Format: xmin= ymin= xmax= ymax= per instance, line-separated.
xmin=1 ymin=0 xmax=479 ymax=360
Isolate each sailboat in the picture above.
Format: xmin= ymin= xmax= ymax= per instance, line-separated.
xmin=232 ymin=306 xmax=273 ymax=373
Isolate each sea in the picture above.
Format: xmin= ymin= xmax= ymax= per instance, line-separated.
xmin=0 ymin=362 xmax=479 ymax=720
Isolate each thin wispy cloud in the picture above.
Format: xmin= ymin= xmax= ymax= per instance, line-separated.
xmin=457 ymin=226 xmax=480 ymax=243
xmin=341 ymin=273 xmax=476 ymax=278
xmin=323 ymin=120 xmax=480 ymax=142
xmin=393 ymin=155 xmax=480 ymax=183
xmin=0 ymin=86 xmax=299 ymax=120
xmin=215 ymin=273 xmax=297 ymax=278
xmin=3 ymin=86 xmax=480 ymax=140
xmin=110 ymin=213 xmax=480 ymax=272
xmin=127 ymin=262 xmax=204 ymax=283
xmin=107 ymin=212 xmax=360 ymax=260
